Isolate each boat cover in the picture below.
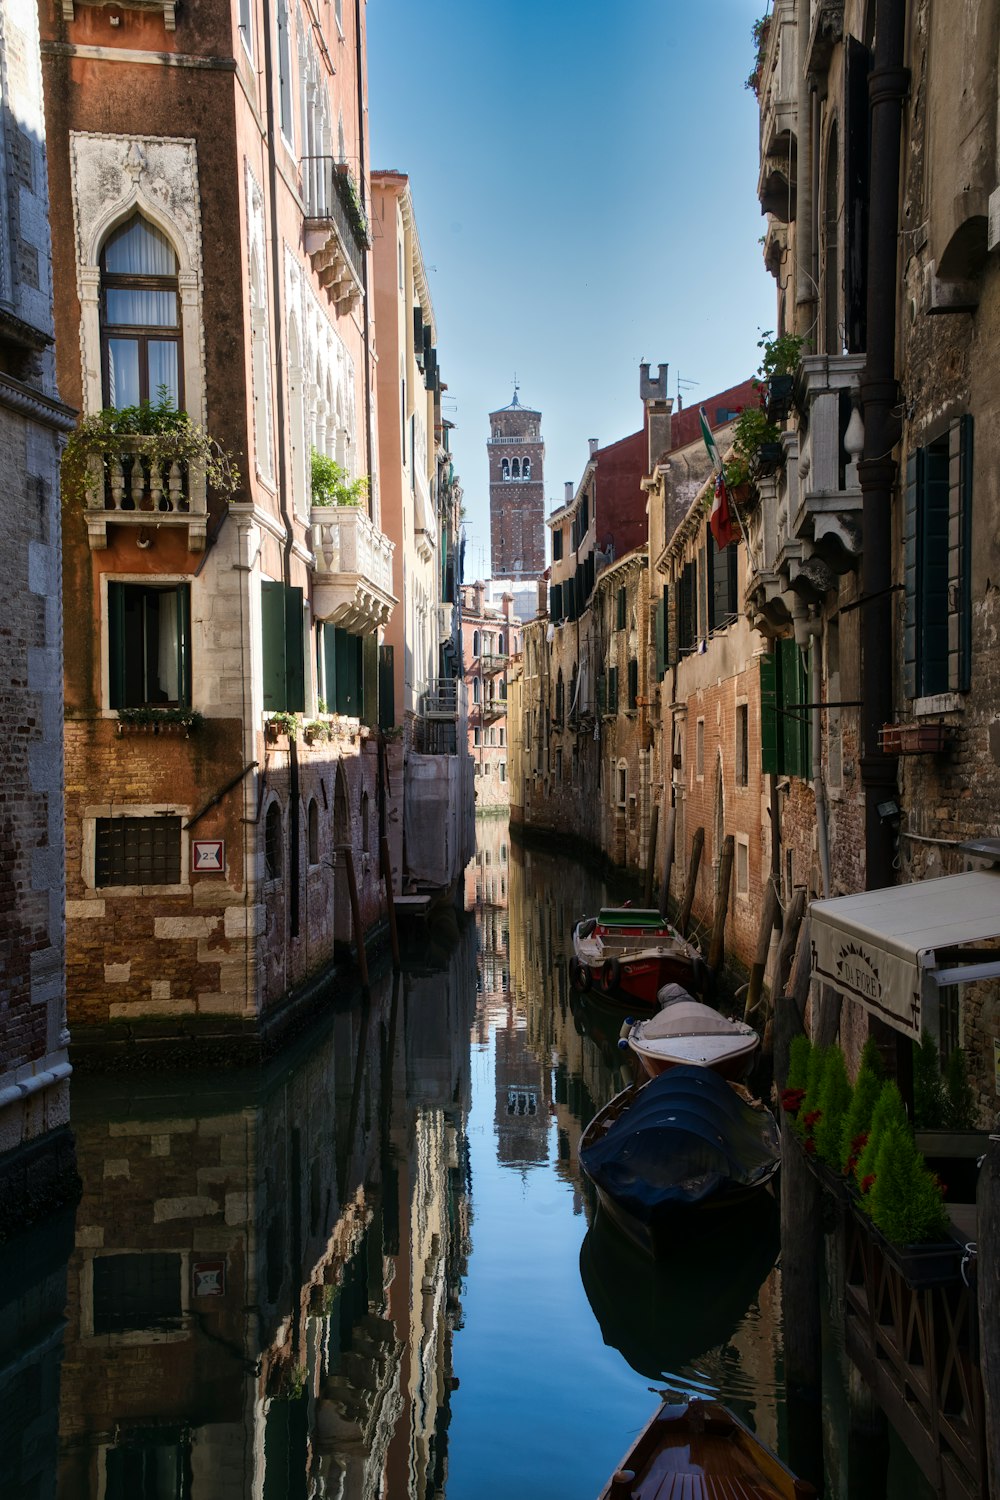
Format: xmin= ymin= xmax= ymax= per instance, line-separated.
xmin=580 ymin=1067 xmax=780 ymax=1221
xmin=641 ymin=993 xmax=751 ymax=1041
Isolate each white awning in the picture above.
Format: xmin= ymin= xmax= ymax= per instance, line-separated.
xmin=810 ymin=870 xmax=1000 ymax=1038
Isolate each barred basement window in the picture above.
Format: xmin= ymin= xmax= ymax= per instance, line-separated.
xmin=92 ymin=1252 xmax=181 ymax=1334
xmin=95 ymin=816 xmax=181 ymax=887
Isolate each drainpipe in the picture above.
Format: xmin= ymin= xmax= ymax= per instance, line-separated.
xmin=794 ymin=0 xmax=817 ymax=337
xmin=859 ymin=0 xmax=907 ymax=893
xmin=261 ymin=0 xmax=299 ymax=939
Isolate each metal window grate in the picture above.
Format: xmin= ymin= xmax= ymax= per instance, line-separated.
xmin=93 ymin=1252 xmax=182 ymax=1333
xmin=95 ymin=816 xmax=181 ymax=887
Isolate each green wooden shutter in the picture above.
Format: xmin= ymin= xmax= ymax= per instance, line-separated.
xmin=778 ymin=638 xmax=811 ymax=779
xmin=284 ymin=586 xmax=304 ymax=712
xmin=176 ymin=582 xmax=191 ymax=708
xmin=654 ymin=595 xmax=665 ymax=679
xmin=596 ymin=672 xmax=607 ymax=714
xmin=378 ymin=643 xmax=395 ymax=729
xmin=727 ymin=544 xmax=739 ymax=620
xmin=662 ymin=584 xmax=670 ymax=670
xmin=627 ymin=658 xmax=638 ymax=709
xmin=608 ymin=665 xmax=618 ymax=710
xmin=261 ymin=580 xmax=286 ymax=710
xmin=946 ymin=416 xmax=973 ymax=694
xmin=108 ymin=580 xmax=126 ymax=710
xmin=698 ymin=544 xmax=708 ymax=641
xmin=760 ymin=649 xmax=779 ymax=774
xmin=920 ymin=437 xmax=950 ymax=696
xmin=903 ymin=447 xmax=922 ymax=699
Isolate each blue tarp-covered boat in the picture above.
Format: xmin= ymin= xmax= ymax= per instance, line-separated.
xmin=579 ymin=1065 xmax=781 ymax=1256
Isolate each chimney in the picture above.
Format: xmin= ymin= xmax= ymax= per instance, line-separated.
xmin=588 ymin=438 xmax=599 ymax=458
xmin=564 ymin=481 xmax=574 ymax=503
xmin=640 ymin=361 xmax=673 ymax=474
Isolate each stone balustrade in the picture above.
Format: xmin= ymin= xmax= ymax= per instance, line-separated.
xmin=84 ymin=435 xmax=207 ymax=551
xmin=310 ymin=505 xmax=396 ymax=631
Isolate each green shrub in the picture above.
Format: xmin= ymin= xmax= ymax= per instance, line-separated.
xmin=797 ymin=1043 xmax=829 ymax=1147
xmin=787 ymin=1034 xmax=812 ymax=1091
xmin=943 ymin=1048 xmax=977 ymax=1130
xmin=855 ymin=1080 xmax=908 ymax=1196
xmin=815 ymin=1048 xmax=852 ymax=1166
xmin=858 ymin=1038 xmax=884 ymax=1079
xmin=311 ymin=449 xmax=369 ymax=507
xmin=840 ymin=1058 xmax=884 ymax=1175
xmin=913 ymin=1030 xmax=946 ymax=1128
xmin=868 ymin=1120 xmax=949 ymax=1246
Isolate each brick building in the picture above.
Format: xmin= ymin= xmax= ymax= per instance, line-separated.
xmin=488 ymin=388 xmax=545 ymax=580
xmin=462 ymin=581 xmax=519 ymax=809
xmin=40 ymin=0 xmax=399 ymax=1058
xmin=0 ymin=0 xmax=78 ymax=1234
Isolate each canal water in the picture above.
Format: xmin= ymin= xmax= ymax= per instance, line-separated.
xmin=2 ymin=814 xmax=935 ymax=1498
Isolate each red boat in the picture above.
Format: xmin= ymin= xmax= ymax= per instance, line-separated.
xmin=570 ymin=907 xmax=709 ymax=1007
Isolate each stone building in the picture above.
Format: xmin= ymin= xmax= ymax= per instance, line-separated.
xmin=371 ymin=170 xmax=473 ymax=891
xmin=0 ymin=0 xmax=78 ymax=1233
xmin=462 ymin=581 xmax=519 ymax=810
xmin=40 ymin=0 xmax=398 ymax=1058
xmin=488 ymin=388 xmax=545 ymax=580
xmin=747 ymin=0 xmax=1000 ymax=1109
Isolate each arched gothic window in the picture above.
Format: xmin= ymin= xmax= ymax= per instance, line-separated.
xmin=307 ymin=798 xmax=319 ymax=865
xmin=511 ymin=457 xmax=521 ymax=479
xmin=501 ymin=458 xmax=510 ymax=481
xmin=522 ymin=458 xmax=531 ymax=480
xmin=265 ymin=802 xmax=282 ymax=880
xmin=100 ymin=214 xmax=181 ymax=410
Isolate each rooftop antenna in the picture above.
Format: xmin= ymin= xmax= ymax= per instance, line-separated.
xmin=676 ymin=373 xmax=698 ymax=411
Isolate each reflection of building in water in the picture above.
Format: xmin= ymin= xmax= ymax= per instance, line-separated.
xmin=0 ymin=1212 xmax=73 ymax=1494
xmin=493 ymin=996 xmax=551 ymax=1169
xmin=468 ymin=814 xmax=511 ymax=1048
xmin=55 ymin=945 xmax=476 ymax=1500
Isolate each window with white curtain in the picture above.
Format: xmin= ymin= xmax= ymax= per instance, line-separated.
xmin=100 ymin=215 xmax=181 ymax=409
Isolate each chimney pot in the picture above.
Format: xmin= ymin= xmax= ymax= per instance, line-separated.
xmin=564 ymin=481 xmax=574 ymax=503
xmin=588 ymin=438 xmax=599 ymax=457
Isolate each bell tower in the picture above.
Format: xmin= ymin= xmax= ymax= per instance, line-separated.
xmin=487 ymin=386 xmax=545 ymax=579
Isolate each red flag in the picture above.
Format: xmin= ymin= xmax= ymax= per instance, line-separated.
xmin=709 ymin=472 xmax=738 ymax=549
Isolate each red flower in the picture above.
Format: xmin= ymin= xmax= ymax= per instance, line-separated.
xmin=804 ymin=1139 xmax=816 ymax=1155
xmin=780 ymin=1087 xmax=806 ymax=1113
xmin=860 ymin=1173 xmax=875 ymax=1194
xmin=802 ymin=1109 xmax=822 ymax=1130
xmin=851 ymin=1132 xmax=868 ymax=1153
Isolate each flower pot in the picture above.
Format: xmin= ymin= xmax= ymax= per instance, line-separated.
xmin=753 ymin=442 xmax=785 ymax=477
xmin=848 ymin=1194 xmax=962 ymax=1288
xmin=766 ymin=374 xmax=794 ymax=421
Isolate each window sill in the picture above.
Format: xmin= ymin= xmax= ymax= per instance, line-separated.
xmin=912 ymin=693 xmax=964 ymax=716
xmin=92 ymin=883 xmax=189 ymax=898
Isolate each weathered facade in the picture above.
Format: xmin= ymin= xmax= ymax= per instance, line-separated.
xmin=0 ymin=0 xmax=78 ymax=1232
xmin=462 ymin=582 xmax=519 ymax=810
xmin=40 ymin=0 xmax=399 ymax=1057
xmin=371 ymin=170 xmax=473 ymax=891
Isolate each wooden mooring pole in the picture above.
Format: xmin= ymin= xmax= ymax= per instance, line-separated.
xmin=381 ymin=835 xmax=400 ymax=972
xmin=978 ymin=1134 xmax=1000 ymax=1496
xmin=643 ymin=802 xmax=659 ymax=908
xmin=658 ymin=802 xmax=676 ymax=919
xmin=743 ymin=874 xmax=780 ymax=1024
xmin=339 ymin=845 xmax=369 ymax=991
xmin=707 ymin=834 xmax=734 ymax=976
xmin=677 ymin=826 xmax=704 ymax=937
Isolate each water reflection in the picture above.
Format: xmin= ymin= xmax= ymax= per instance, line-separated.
xmin=12 ymin=817 xmax=795 ymax=1499
xmin=54 ymin=921 xmax=477 ymax=1500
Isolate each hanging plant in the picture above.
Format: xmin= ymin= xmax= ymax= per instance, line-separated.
xmin=746 ymin=14 xmax=772 ymax=94
xmin=62 ymin=391 xmax=240 ymax=509
xmin=311 ymin=449 xmax=370 ymax=508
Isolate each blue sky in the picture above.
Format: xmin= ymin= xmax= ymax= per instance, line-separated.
xmin=368 ymin=0 xmax=775 ymax=579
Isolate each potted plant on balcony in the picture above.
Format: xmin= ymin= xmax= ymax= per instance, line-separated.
xmin=265 ymin=711 xmax=300 ymax=744
xmin=62 ymin=390 xmax=240 ymax=510
xmin=116 ymin=706 xmax=204 ymax=737
xmin=311 ymin=449 xmax=370 ymax=509
xmin=756 ymin=330 xmax=804 ymax=420
xmin=732 ymin=401 xmax=783 ymax=481
xmin=302 ymin=718 xmax=330 ymax=746
xmin=745 ymin=14 xmax=771 ymax=96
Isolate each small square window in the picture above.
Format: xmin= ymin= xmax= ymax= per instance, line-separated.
xmin=95 ymin=816 xmax=181 ymax=887
xmin=736 ymin=838 xmax=749 ymax=897
xmin=736 ymin=703 xmax=749 ymax=787
xmin=93 ymin=1252 xmax=181 ymax=1334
